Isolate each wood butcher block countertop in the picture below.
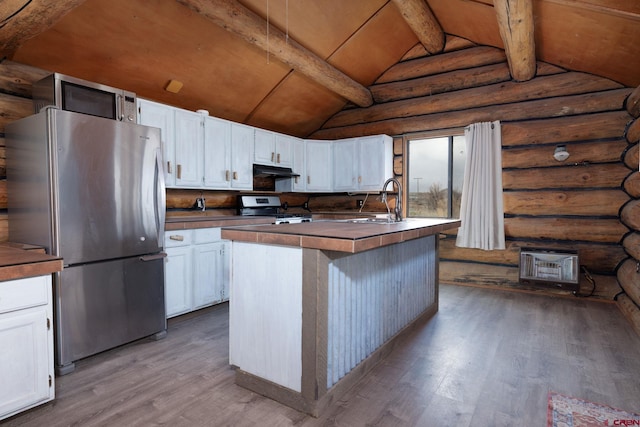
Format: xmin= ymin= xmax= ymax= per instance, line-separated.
xmin=221 ymin=218 xmax=461 ymax=253
xmin=0 ymin=243 xmax=63 ymax=282
xmin=165 ymin=215 xmax=275 ymax=230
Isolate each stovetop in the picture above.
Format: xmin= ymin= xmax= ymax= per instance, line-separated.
xmin=237 ymin=195 xmax=311 ymax=223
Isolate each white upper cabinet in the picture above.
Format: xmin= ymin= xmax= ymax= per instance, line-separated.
xmin=203 ymin=117 xmax=232 ymax=188
xmin=254 ymin=129 xmax=276 ymax=165
xmin=254 ymin=129 xmax=294 ymax=168
xmin=275 ymin=136 xmax=305 ymax=192
xmin=203 ymin=118 xmax=254 ymax=190
xmin=230 ymin=123 xmax=255 ymax=190
xmin=137 ymin=99 xmax=176 ymax=187
xmin=291 ymin=138 xmax=306 ymax=191
xmin=332 ymin=135 xmax=393 ymax=192
xmin=333 ymin=138 xmax=359 ymax=192
xmin=357 ymin=135 xmax=393 ymax=192
xmin=174 ymin=109 xmax=204 ymax=188
xmin=304 ymin=139 xmax=333 ymax=192
xmin=140 ymin=99 xmax=391 ymax=193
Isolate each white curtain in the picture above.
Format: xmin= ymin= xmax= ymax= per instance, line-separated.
xmin=456 ymin=121 xmax=505 ymax=250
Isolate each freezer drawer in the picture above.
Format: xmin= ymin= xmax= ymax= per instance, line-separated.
xmin=55 ymin=255 xmax=166 ymax=373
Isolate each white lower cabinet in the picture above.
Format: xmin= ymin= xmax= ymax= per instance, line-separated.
xmin=164 ymin=228 xmax=230 ymax=318
xmin=0 ymin=275 xmax=54 ymax=421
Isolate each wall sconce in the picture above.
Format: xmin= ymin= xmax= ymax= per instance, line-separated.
xmin=553 ymin=145 xmax=570 ymax=161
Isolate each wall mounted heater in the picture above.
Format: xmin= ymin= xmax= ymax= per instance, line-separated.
xmin=519 ymin=248 xmax=579 ymax=291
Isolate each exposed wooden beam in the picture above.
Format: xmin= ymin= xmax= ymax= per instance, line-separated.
xmin=0 ymin=0 xmax=87 ymax=57
xmin=176 ymin=0 xmax=373 ymax=108
xmin=493 ymin=0 xmax=536 ymax=81
xmin=390 ymin=0 xmax=445 ymax=55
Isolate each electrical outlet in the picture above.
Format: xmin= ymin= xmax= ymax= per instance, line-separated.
xmin=357 ymin=199 xmax=364 ymax=209
xmin=303 ymin=201 xmax=309 ymax=210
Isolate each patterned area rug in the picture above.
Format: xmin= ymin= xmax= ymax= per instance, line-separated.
xmin=547 ymin=392 xmax=640 ymax=427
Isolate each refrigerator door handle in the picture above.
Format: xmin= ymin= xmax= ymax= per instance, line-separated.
xmin=155 ymin=147 xmax=166 ymax=248
xmin=140 ymin=252 xmax=167 ymax=262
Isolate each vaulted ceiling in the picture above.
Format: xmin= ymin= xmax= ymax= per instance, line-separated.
xmin=1 ymin=0 xmax=638 ymax=137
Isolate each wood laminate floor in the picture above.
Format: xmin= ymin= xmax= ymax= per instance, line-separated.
xmin=4 ymin=284 xmax=640 ymax=427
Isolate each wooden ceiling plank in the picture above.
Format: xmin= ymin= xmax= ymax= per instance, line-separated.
xmin=0 ymin=0 xmax=87 ymax=56
xmin=390 ymin=0 xmax=445 ymax=54
xmin=493 ymin=0 xmax=536 ymax=81
xmin=176 ymin=0 xmax=373 ymax=107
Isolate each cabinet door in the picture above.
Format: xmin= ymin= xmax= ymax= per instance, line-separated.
xmin=164 ymin=246 xmax=192 ymax=318
xmin=291 ymin=138 xmax=306 ymax=192
xmin=274 ymin=134 xmax=294 ymax=168
xmin=0 ymin=308 xmax=52 ymax=420
xmin=254 ymin=129 xmax=276 ymax=166
xmin=230 ymin=123 xmax=254 ymax=190
xmin=193 ymin=241 xmax=229 ymax=308
xmin=305 ymin=140 xmax=332 ymax=192
xmin=204 ymin=117 xmax=232 ymax=188
xmin=174 ymin=110 xmax=204 ymax=188
xmin=138 ymin=99 xmax=176 ymax=188
xmin=358 ymin=135 xmax=393 ymax=191
xmin=333 ymin=138 xmax=358 ymax=192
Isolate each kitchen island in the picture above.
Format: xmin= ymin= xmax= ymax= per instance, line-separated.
xmin=221 ymin=218 xmax=460 ymax=416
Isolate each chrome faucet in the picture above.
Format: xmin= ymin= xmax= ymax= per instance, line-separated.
xmin=382 ymin=177 xmax=403 ymax=222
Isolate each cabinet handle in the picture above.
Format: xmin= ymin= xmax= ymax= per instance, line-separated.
xmin=294 ymin=176 xmax=299 ymax=184
xmin=169 ymin=235 xmax=184 ymax=241
xmin=140 ymin=253 xmax=168 ymax=261
xmin=177 ymin=164 xmax=182 ymax=179
xmin=277 ymin=153 xmax=281 ymax=164
xmin=225 ymin=170 xmax=230 ymax=181
xmin=271 ymin=152 xmax=275 ymax=162
xmin=358 ymin=176 xmax=362 ymax=183
xmin=233 ymin=171 xmax=238 ymax=180
xmin=307 ymin=176 xmax=310 ymax=184
xmin=167 ymin=161 xmax=172 ymax=174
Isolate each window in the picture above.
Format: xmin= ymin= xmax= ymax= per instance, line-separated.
xmin=405 ymin=132 xmax=466 ymax=219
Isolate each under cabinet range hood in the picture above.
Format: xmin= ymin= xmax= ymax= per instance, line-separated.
xmin=253 ymin=164 xmax=300 ymax=178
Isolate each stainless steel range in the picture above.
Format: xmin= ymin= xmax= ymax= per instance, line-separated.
xmin=237 ymin=195 xmax=311 ymax=224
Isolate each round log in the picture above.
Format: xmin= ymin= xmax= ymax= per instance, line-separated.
xmin=622 ymin=232 xmax=640 ymax=261
xmin=623 ymin=143 xmax=639 ymax=170
xmin=620 ymin=199 xmax=640 ymax=231
xmin=625 ymin=85 xmax=640 ymax=118
xmin=623 ymin=171 xmax=640 ymax=197
xmin=626 ymin=117 xmax=640 ymax=144
xmin=617 ymin=258 xmax=640 ymax=308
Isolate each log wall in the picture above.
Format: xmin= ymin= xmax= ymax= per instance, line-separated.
xmin=310 ymin=37 xmax=635 ymax=302
xmin=618 ymin=85 xmax=640 ymax=335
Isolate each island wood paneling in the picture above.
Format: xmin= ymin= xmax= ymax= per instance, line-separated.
xmin=311 ymin=37 xmax=637 ymax=303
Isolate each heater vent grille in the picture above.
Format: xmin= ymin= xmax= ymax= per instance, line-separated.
xmin=519 ymin=248 xmax=579 ymax=290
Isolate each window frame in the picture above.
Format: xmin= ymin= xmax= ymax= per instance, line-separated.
xmin=402 ymin=128 xmax=465 ymax=219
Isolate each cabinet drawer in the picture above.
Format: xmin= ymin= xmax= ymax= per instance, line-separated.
xmin=193 ymin=228 xmax=222 ymax=244
xmin=165 ymin=230 xmax=193 ymax=247
xmin=0 ymin=276 xmax=50 ymax=315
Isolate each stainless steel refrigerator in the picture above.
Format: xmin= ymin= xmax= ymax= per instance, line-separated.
xmin=6 ymin=108 xmax=167 ymax=375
